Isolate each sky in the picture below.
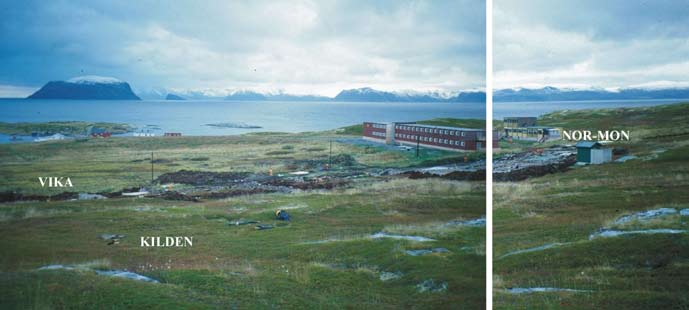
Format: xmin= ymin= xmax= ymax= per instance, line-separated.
xmin=495 ymin=0 xmax=689 ymax=90
xmin=0 ymin=0 xmax=485 ymax=98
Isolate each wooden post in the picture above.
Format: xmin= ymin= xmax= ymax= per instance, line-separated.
xmin=151 ymin=152 xmax=154 ymax=183
xmin=416 ymin=135 xmax=420 ymax=157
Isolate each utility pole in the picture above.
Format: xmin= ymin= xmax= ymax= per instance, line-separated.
xmin=329 ymin=140 xmax=332 ymax=169
xmin=151 ymin=151 xmax=154 ymax=183
xmin=416 ymin=135 xmax=420 ymax=158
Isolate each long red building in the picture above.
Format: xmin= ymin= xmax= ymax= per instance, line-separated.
xmin=362 ymin=121 xmax=494 ymax=151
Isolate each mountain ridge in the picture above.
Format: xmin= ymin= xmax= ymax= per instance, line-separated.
xmin=139 ymin=87 xmax=486 ymax=102
xmin=28 ymin=76 xmax=140 ymax=100
xmin=494 ymin=86 xmax=689 ymax=102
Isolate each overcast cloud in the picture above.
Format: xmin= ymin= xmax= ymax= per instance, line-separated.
xmin=494 ymin=0 xmax=689 ymax=90
xmin=0 ymin=0 xmax=485 ymax=97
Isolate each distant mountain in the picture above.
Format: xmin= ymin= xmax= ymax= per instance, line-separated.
xmin=28 ymin=76 xmax=140 ymax=100
xmin=136 ymin=87 xmax=167 ymax=100
xmin=120 ymin=85 xmax=485 ymax=103
xmin=334 ymin=87 xmax=485 ymax=102
xmin=494 ymin=86 xmax=689 ymax=102
xmin=135 ymin=88 xmax=223 ymax=100
xmin=448 ymin=91 xmax=486 ymax=102
xmin=224 ymin=90 xmax=269 ymax=101
xmin=335 ymin=87 xmax=409 ymax=102
xmin=224 ymin=90 xmax=329 ymax=101
xmin=165 ymin=93 xmax=186 ymax=100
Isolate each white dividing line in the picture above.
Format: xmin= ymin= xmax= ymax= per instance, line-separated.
xmin=486 ymin=0 xmax=494 ymax=308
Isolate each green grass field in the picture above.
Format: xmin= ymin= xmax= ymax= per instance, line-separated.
xmin=493 ymin=102 xmax=689 ymax=309
xmin=0 ymin=121 xmax=133 ymax=136
xmin=0 ymin=122 xmax=484 ymax=196
xmin=0 ymin=119 xmax=486 ymax=309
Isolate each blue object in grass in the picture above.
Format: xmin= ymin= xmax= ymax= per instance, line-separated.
xmin=276 ymin=209 xmax=291 ymax=221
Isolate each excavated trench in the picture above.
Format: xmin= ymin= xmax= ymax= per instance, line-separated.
xmin=493 ymin=147 xmax=577 ymax=181
xmin=0 ymin=154 xmax=487 ymax=203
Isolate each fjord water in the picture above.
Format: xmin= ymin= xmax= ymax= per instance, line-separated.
xmin=493 ymin=99 xmax=688 ymax=119
xmin=0 ymin=99 xmax=483 ymax=137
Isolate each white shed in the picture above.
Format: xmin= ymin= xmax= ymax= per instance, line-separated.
xmin=590 ymin=148 xmax=612 ymax=164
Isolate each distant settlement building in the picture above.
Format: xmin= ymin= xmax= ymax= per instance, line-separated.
xmin=362 ymin=122 xmax=493 ymax=151
xmin=502 ymin=117 xmax=560 ymax=142
xmin=576 ymin=141 xmax=612 ymax=164
xmin=133 ymin=132 xmax=156 ymax=137
xmin=88 ymin=126 xmax=112 ymax=138
xmin=504 ymin=117 xmax=537 ymax=128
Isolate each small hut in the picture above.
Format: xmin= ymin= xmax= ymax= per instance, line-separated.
xmin=576 ymin=141 xmax=612 ymax=164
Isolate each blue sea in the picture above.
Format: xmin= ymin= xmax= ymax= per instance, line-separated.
xmin=0 ymin=99 xmax=484 ymax=141
xmin=1 ymin=98 xmax=686 ymax=143
xmin=493 ymin=98 xmax=688 ymax=120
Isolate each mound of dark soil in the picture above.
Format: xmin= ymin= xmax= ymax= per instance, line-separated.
xmin=0 ymin=191 xmax=78 ymax=203
xmin=405 ymin=170 xmax=486 ymax=181
xmin=156 ymin=170 xmax=251 ymax=186
xmin=493 ymin=155 xmax=576 ymax=181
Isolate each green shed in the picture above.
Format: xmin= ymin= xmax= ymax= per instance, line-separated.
xmin=576 ymin=141 xmax=599 ymax=163
xmin=576 ymin=141 xmax=612 ymax=164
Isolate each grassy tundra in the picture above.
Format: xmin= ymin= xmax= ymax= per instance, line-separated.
xmin=493 ymin=103 xmax=689 ymax=309
xmin=0 ymin=119 xmax=486 ymax=309
xmin=0 ymin=121 xmax=133 ymax=136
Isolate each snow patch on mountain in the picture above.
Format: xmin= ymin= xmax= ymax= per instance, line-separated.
xmin=67 ymin=76 xmax=124 ymax=85
xmin=494 ymin=85 xmax=689 ymax=102
xmin=135 ymin=86 xmax=484 ymax=102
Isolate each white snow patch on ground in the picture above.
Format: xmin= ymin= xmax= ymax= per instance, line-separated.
xmin=38 ymin=264 xmax=75 ymax=271
xmin=369 ymin=232 xmax=435 ymax=242
xmin=379 ymin=271 xmax=403 ymax=281
xmin=445 ymin=217 xmax=486 ymax=227
xmin=95 ymin=270 xmax=159 ymax=283
xmin=589 ymin=229 xmax=685 ymax=240
xmin=613 ymin=208 xmax=678 ymax=225
xmin=38 ymin=264 xmax=158 ymax=283
xmin=505 ymin=287 xmax=592 ymax=294
xmin=404 ymin=248 xmax=449 ymax=256
xmin=500 ymin=209 xmax=688 ymax=260
xmin=615 ymin=155 xmax=637 ymax=162
xmin=416 ymin=279 xmax=448 ymax=293
xmin=302 ymin=232 xmax=436 ymax=244
xmin=498 ymin=242 xmax=572 ymax=259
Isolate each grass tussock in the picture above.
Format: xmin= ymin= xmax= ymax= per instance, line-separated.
xmin=366 ymin=178 xmax=473 ymax=195
xmin=382 ymin=220 xmax=475 ymax=239
xmin=493 ymin=182 xmax=537 ymax=210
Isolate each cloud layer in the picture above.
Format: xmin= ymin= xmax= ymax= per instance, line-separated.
xmin=494 ymin=0 xmax=689 ymax=89
xmin=0 ymin=0 xmax=485 ymax=97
